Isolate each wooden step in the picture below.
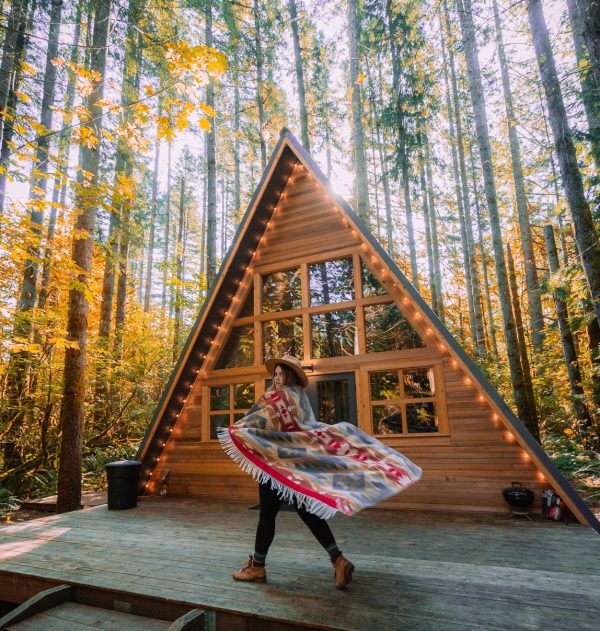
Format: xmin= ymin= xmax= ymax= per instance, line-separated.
xmin=7 ymin=602 xmax=171 ymax=630
xmin=0 ymin=585 xmax=208 ymax=631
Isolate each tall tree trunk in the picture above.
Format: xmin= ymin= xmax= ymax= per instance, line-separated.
xmin=537 ymin=83 xmax=570 ymax=265
xmin=567 ymin=0 xmax=600 ymax=168
xmin=376 ymin=58 xmax=393 ymax=253
xmin=440 ymin=9 xmax=477 ymax=344
xmin=205 ymin=1 xmax=217 ymax=290
xmin=96 ymin=0 xmax=142 ymax=426
xmin=253 ymin=0 xmax=267 ymax=170
xmin=57 ymin=0 xmax=112 ymax=513
xmin=24 ymin=0 xmax=63 ymax=304
xmin=575 ymin=0 xmax=600 ymax=100
xmin=471 ymin=145 xmax=499 ymax=357
xmin=0 ymin=0 xmax=29 ymax=142
xmin=224 ymin=0 xmax=242 ymax=221
xmin=420 ymin=147 xmax=437 ymax=312
xmin=40 ymin=4 xmax=83 ymax=309
xmin=456 ymin=0 xmax=539 ymax=438
xmin=288 ymin=0 xmax=310 ymax=151
xmin=506 ymin=245 xmax=538 ymax=425
xmin=348 ymin=0 xmax=369 ymax=222
xmin=162 ymin=140 xmax=172 ymax=311
xmin=424 ymin=138 xmax=444 ymax=321
xmin=443 ymin=0 xmax=485 ymax=355
xmin=0 ymin=0 xmax=34 ymax=214
xmin=544 ymin=225 xmax=594 ymax=431
xmin=526 ymin=0 xmax=600 ymax=328
xmin=1 ymin=0 xmax=63 ymax=467
xmin=493 ymin=0 xmax=544 ymax=353
xmin=144 ymin=116 xmax=161 ymax=312
xmin=173 ymin=174 xmax=186 ymax=361
xmin=401 ymin=152 xmax=419 ymax=290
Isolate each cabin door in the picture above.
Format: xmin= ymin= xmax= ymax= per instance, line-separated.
xmin=306 ymin=373 xmax=357 ymax=426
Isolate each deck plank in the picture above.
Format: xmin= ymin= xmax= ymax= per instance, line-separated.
xmin=1 ymin=499 xmax=598 ymax=631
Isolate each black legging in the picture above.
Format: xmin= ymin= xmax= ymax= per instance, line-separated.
xmin=254 ymin=482 xmax=337 ymax=557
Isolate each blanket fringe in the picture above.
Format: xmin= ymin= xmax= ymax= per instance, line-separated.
xmin=218 ymin=427 xmax=339 ymax=520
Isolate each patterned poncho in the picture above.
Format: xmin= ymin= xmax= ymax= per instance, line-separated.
xmin=218 ymin=385 xmax=422 ymax=519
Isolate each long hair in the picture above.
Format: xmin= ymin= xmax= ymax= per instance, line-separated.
xmin=278 ymin=364 xmax=302 ymax=387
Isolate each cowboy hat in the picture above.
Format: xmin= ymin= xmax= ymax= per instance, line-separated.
xmin=264 ymin=354 xmax=308 ymax=387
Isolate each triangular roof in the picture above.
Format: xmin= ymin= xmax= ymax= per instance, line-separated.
xmin=137 ymin=129 xmax=600 ymax=533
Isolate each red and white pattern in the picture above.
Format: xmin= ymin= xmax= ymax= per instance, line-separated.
xmin=219 ymin=386 xmax=422 ymax=519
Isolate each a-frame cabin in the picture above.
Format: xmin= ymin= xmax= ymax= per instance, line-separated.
xmin=137 ymin=130 xmax=599 ymax=531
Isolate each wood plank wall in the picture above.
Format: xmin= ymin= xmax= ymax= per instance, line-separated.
xmin=151 ymin=166 xmax=555 ymax=516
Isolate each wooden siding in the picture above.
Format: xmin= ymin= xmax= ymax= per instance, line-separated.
xmin=147 ymin=165 xmax=559 ymax=517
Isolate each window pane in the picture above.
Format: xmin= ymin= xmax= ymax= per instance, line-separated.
xmin=239 ymin=286 xmax=254 ymax=317
xmin=215 ymin=325 xmax=254 ymax=369
xmin=309 ymin=258 xmax=354 ymax=306
xmin=317 ymin=379 xmax=349 ymax=424
xmin=233 ymin=412 xmax=246 ymax=423
xmin=311 ymin=309 xmax=356 ymax=358
xmin=210 ymin=386 xmax=230 ymax=410
xmin=373 ymin=405 xmax=403 ymax=435
xmin=263 ymin=317 xmax=303 ymax=360
xmin=262 ymin=269 xmax=301 ymax=312
xmin=365 ymin=303 xmax=424 ymax=353
xmin=369 ymin=371 xmax=400 ymax=401
xmin=403 ymin=368 xmax=434 ymax=398
xmin=361 ymin=260 xmax=386 ymax=298
xmin=234 ymin=383 xmax=255 ymax=409
xmin=210 ymin=413 xmax=230 ymax=439
xmin=406 ymin=402 xmax=438 ymax=433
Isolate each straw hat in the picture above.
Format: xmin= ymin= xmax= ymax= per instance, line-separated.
xmin=264 ymin=354 xmax=308 ymax=387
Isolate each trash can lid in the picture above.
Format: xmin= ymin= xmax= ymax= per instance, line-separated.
xmin=105 ymin=459 xmax=141 ymax=469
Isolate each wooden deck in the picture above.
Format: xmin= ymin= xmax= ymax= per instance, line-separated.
xmin=0 ymin=498 xmax=598 ymax=630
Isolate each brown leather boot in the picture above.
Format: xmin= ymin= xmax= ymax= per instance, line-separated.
xmin=332 ymin=553 xmax=354 ymax=589
xmin=233 ymin=555 xmax=267 ymax=583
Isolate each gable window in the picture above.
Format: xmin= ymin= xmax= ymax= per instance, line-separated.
xmin=311 ymin=309 xmax=357 ymax=358
xmin=309 ymin=257 xmax=354 ymax=305
xmin=263 ymin=317 xmax=303 ymax=360
xmin=364 ymin=303 xmax=424 ymax=353
xmin=361 ymin=259 xmax=387 ymax=298
xmin=369 ymin=367 xmax=441 ymax=435
xmin=215 ymin=324 xmax=254 ymax=369
xmin=209 ymin=382 xmax=255 ymax=439
xmin=262 ymin=268 xmax=301 ymax=312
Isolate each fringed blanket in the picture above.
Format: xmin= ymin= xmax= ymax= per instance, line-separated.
xmin=218 ymin=385 xmax=422 ymax=519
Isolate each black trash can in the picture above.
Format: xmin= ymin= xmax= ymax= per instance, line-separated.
xmin=105 ymin=460 xmax=141 ymax=510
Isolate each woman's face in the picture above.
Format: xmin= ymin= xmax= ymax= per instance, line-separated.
xmin=273 ymin=365 xmax=284 ymax=389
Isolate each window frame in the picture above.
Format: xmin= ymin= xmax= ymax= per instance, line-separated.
xmin=203 ymin=382 xmax=257 ymax=441
xmin=359 ymin=360 xmax=449 ymax=445
xmin=201 ymin=250 xmax=448 ymax=444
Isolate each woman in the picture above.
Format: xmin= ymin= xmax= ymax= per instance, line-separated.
xmin=218 ymin=355 xmax=422 ymax=589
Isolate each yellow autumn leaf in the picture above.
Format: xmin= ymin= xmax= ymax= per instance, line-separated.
xmin=101 ymin=129 xmax=116 ymax=142
xmin=30 ymin=121 xmax=48 ymax=135
xmin=157 ymin=115 xmax=176 ymax=141
xmin=199 ymin=117 xmax=211 ymax=131
xmin=20 ymin=60 xmax=37 ymax=76
xmin=14 ymin=91 xmax=30 ymax=103
xmin=51 ymin=57 xmax=66 ymax=67
xmin=200 ymin=103 xmax=216 ymax=118
xmin=356 ymin=74 xmax=366 ymax=85
xmin=116 ymin=173 xmax=135 ymax=200
xmin=144 ymin=85 xmax=155 ymax=96
xmin=174 ymin=110 xmax=189 ymax=132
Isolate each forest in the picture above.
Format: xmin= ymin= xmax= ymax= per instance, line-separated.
xmin=0 ymin=0 xmax=599 ymax=515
